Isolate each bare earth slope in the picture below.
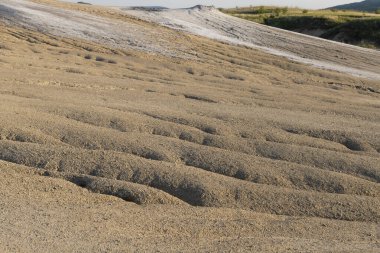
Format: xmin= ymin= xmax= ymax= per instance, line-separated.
xmin=0 ymin=0 xmax=379 ymax=252
xmin=125 ymin=6 xmax=380 ymax=80
xmin=0 ymin=0 xmax=197 ymax=58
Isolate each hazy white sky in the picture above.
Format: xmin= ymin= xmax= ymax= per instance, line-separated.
xmin=65 ymin=0 xmax=362 ymax=9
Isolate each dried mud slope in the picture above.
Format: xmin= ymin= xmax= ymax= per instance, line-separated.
xmin=0 ymin=0 xmax=379 ymax=252
xmin=0 ymin=0 xmax=196 ymax=57
xmin=125 ymin=6 xmax=380 ymax=80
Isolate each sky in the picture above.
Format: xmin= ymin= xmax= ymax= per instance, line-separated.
xmin=64 ymin=0 xmax=362 ymax=9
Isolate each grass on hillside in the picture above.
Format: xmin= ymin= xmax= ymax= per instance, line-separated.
xmin=221 ymin=7 xmax=380 ymax=48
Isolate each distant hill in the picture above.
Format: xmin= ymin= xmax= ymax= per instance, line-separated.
xmin=328 ymin=0 xmax=380 ymax=12
xmin=121 ymin=6 xmax=168 ymax=11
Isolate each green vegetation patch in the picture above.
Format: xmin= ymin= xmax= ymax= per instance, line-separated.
xmin=221 ymin=6 xmax=380 ymax=48
xmin=322 ymin=18 xmax=380 ymax=48
xmin=264 ymin=16 xmax=340 ymax=30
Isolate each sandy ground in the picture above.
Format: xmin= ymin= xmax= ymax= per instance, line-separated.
xmin=0 ymin=0 xmax=379 ymax=252
xmin=1 ymin=161 xmax=379 ymax=252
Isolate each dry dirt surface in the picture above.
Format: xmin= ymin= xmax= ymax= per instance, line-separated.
xmin=0 ymin=0 xmax=379 ymax=252
xmin=125 ymin=5 xmax=380 ymax=80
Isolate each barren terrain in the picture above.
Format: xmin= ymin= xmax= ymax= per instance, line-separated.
xmin=0 ymin=0 xmax=379 ymax=252
xmin=125 ymin=5 xmax=380 ymax=80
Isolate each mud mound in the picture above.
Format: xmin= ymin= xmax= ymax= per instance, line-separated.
xmin=0 ymin=0 xmax=379 ymax=252
xmin=125 ymin=5 xmax=380 ymax=80
xmin=190 ymin=5 xmax=216 ymax=11
xmin=0 ymin=0 xmax=195 ymax=57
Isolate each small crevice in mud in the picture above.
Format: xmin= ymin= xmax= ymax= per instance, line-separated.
xmin=141 ymin=112 xmax=222 ymax=136
xmin=184 ymin=94 xmax=217 ymax=103
xmin=132 ymin=149 xmax=169 ymax=162
xmin=342 ymin=139 xmax=367 ymax=152
xmin=42 ymin=171 xmax=187 ymax=205
xmin=283 ymin=128 xmax=373 ymax=152
xmin=328 ymin=82 xmax=380 ymax=94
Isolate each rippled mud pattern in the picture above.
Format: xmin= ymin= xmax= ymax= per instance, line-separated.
xmin=0 ymin=1 xmax=379 ymax=252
